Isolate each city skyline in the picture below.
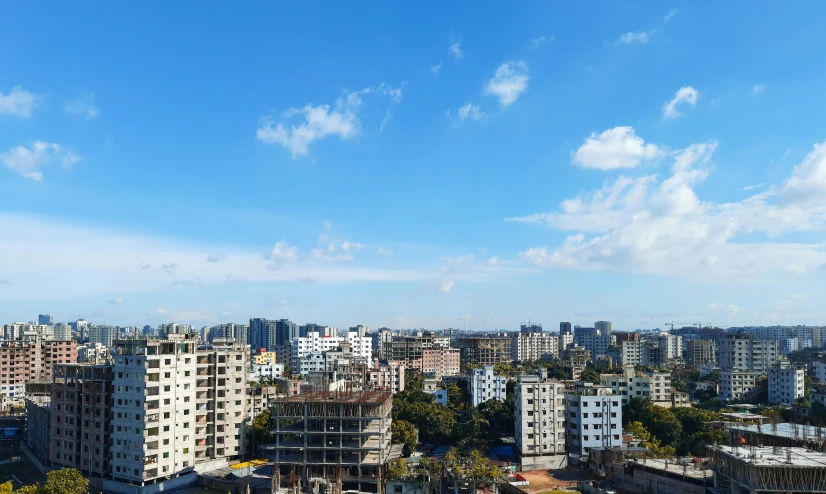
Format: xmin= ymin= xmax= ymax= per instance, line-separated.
xmin=3 ymin=2 xmax=826 ymax=330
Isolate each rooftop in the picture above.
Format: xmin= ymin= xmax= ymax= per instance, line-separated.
xmin=709 ymin=445 xmax=826 ymax=467
xmin=274 ymin=389 xmax=392 ymax=404
xmin=729 ymin=422 xmax=826 ymax=442
xmin=720 ymin=412 xmax=768 ymax=421
xmin=628 ymin=458 xmax=712 ymax=480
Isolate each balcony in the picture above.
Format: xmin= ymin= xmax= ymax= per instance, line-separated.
xmin=145 ymin=413 xmax=159 ymax=424
xmin=144 ymin=469 xmax=158 ymax=479
xmin=145 ymin=387 xmax=160 ymax=396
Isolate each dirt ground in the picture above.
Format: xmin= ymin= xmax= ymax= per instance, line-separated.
xmin=520 ymin=469 xmax=597 ymax=494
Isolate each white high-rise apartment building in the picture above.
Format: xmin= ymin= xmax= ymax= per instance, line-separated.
xmin=53 ymin=323 xmax=72 ymax=341
xmin=718 ymin=335 xmax=779 ymax=374
xmin=654 ymin=334 xmax=682 ymax=360
xmin=621 ymin=341 xmax=643 ymax=366
xmin=558 ymin=333 xmax=574 ymax=354
xmin=109 ymin=335 xmax=247 ymax=486
xmin=513 ymin=333 xmax=559 ymax=362
xmin=599 ymin=367 xmax=687 ymax=408
xmin=514 ymin=375 xmax=566 ymax=470
xmin=470 ymin=365 xmax=507 ymax=406
xmin=719 ymin=370 xmax=761 ymax=401
xmin=814 ymin=362 xmax=826 ymax=383
xmin=565 ymin=383 xmax=622 ymax=458
xmin=291 ymin=331 xmax=372 ymax=373
xmin=89 ymin=325 xmax=120 ymax=347
xmin=768 ymin=366 xmax=804 ymax=405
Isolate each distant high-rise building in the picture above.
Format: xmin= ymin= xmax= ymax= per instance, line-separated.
xmin=520 ymin=323 xmax=543 ymax=334
xmin=249 ymin=318 xmax=276 ymax=350
xmin=276 ymin=319 xmax=299 ymax=346
xmin=595 ymin=321 xmax=612 ymax=335
xmin=560 ymin=322 xmax=572 ymax=335
xmin=89 ymin=325 xmax=120 ymax=347
xmin=38 ymin=314 xmax=53 ymax=325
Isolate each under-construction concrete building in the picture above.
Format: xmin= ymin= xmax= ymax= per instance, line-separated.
xmin=708 ymin=444 xmax=826 ymax=493
xmin=270 ymin=389 xmax=397 ymax=494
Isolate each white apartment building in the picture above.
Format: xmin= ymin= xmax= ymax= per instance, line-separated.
xmin=621 ymin=341 xmax=643 ymax=367
xmin=718 ymin=335 xmax=779 ymax=373
xmin=574 ymin=328 xmax=611 ymax=357
xmin=719 ymin=370 xmax=761 ymax=401
xmin=768 ymin=366 xmax=804 ymax=405
xmin=559 ymin=333 xmax=574 ymax=354
xmin=814 ymin=361 xmax=826 ymax=383
xmin=513 ymin=333 xmax=559 ymax=363
xmin=514 ymin=375 xmax=566 ymax=470
xmin=77 ymin=342 xmax=110 ymax=364
xmin=654 ymin=334 xmax=683 ymax=360
xmin=470 ymin=365 xmax=507 ymax=407
xmin=109 ymin=335 xmax=247 ymax=486
xmin=599 ymin=367 xmax=686 ymax=408
xmin=565 ymin=383 xmax=622 ymax=459
xmin=89 ymin=325 xmax=120 ymax=348
xmin=368 ymin=361 xmax=405 ymax=394
xmin=291 ymin=331 xmax=372 ymax=372
xmin=249 ymin=363 xmax=285 ymax=381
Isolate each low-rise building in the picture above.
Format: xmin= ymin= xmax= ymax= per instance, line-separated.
xmin=514 ymin=375 xmax=566 ymax=470
xmin=719 ymin=370 xmax=761 ymax=401
xmin=470 ymin=365 xmax=507 ymax=406
xmin=421 ymin=348 xmax=460 ymax=379
xmin=368 ymin=361 xmax=405 ymax=394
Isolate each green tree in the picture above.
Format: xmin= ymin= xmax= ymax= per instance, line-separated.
xmin=0 ymin=482 xmax=12 ymax=494
xmin=477 ymin=398 xmax=514 ymax=432
xmin=250 ymin=409 xmax=273 ymax=445
xmin=386 ymin=459 xmax=409 ymax=480
xmin=14 ymin=486 xmax=40 ymax=494
xmin=625 ymin=421 xmax=675 ymax=458
xmin=579 ymin=367 xmax=600 ymax=384
xmin=41 ymin=468 xmax=89 ymax=494
xmin=645 ymin=406 xmax=683 ymax=446
xmin=445 ymin=382 xmax=463 ymax=409
xmin=392 ymin=419 xmax=419 ymax=456
xmin=466 ymin=450 xmax=502 ymax=486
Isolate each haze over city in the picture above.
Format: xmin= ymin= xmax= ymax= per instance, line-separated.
xmin=3 ymin=2 xmax=826 ymax=330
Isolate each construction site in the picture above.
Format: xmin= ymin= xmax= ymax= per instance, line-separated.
xmin=707 ymin=445 xmax=826 ymax=493
xmin=269 ymin=388 xmax=399 ymax=494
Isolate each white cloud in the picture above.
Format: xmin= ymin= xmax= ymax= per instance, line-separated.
xmin=65 ymin=92 xmax=101 ymax=119
xmin=664 ymin=10 xmax=677 ymax=21
xmin=0 ymin=214 xmax=426 ymax=302
xmin=0 ymin=86 xmax=38 ymax=117
xmin=457 ymin=103 xmax=484 ymax=121
xmin=529 ymin=35 xmax=551 ymax=49
xmin=376 ymin=247 xmax=393 ymax=256
xmin=161 ymin=262 xmax=178 ymax=273
xmin=256 ymin=84 xmax=402 ymax=157
xmin=109 ymin=296 xmax=124 ymax=303
xmin=430 ymin=62 xmax=443 ymax=74
xmin=663 ymin=86 xmax=699 ymax=119
xmin=753 ymin=84 xmax=767 ymax=95
xmin=207 ymin=252 xmax=227 ymax=263
xmin=449 ymin=42 xmax=463 ymax=60
xmin=571 ymin=126 xmax=662 ymax=170
xmin=512 ymin=138 xmax=826 ymax=281
xmin=0 ymin=141 xmax=82 ymax=181
xmin=266 ymin=241 xmax=299 ymax=269
xmin=618 ymin=31 xmax=650 ymax=44
xmin=340 ymin=241 xmax=363 ymax=252
xmin=484 ymin=61 xmax=529 ymax=106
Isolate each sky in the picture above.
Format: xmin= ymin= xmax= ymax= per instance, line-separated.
xmin=3 ymin=2 xmax=826 ymax=331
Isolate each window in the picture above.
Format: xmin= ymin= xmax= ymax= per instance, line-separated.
xmin=163 ymin=452 xmax=169 ymax=458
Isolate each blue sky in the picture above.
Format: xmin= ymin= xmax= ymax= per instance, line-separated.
xmin=3 ymin=1 xmax=826 ymax=330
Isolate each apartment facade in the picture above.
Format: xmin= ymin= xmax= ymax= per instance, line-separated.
xmin=514 ymin=375 xmax=566 ymax=470
xmin=599 ymin=367 xmax=686 ymax=408
xmin=368 ymin=361 xmax=405 ymax=394
xmin=421 ymin=348 xmax=460 ymax=379
xmin=719 ymin=370 xmax=761 ymax=401
xmin=512 ymin=333 xmax=559 ymax=363
xmin=0 ymin=340 xmax=76 ymax=387
xmin=768 ymin=366 xmax=804 ymax=405
xmin=50 ymin=363 xmax=114 ymax=485
xmin=108 ymin=335 xmax=247 ymax=486
xmin=292 ymin=331 xmax=372 ymax=374
xmin=457 ymin=337 xmax=513 ymax=366
xmin=470 ymin=365 xmax=507 ymax=406
xmin=565 ymin=383 xmax=622 ymax=459
xmin=686 ymin=340 xmax=717 ymax=366
xmin=718 ymin=335 xmax=779 ymax=373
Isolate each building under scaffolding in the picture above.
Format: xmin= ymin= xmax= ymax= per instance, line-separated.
xmin=708 ymin=445 xmax=826 ymax=493
xmin=270 ymin=389 xmax=397 ymax=494
xmin=727 ymin=422 xmax=826 ymax=452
